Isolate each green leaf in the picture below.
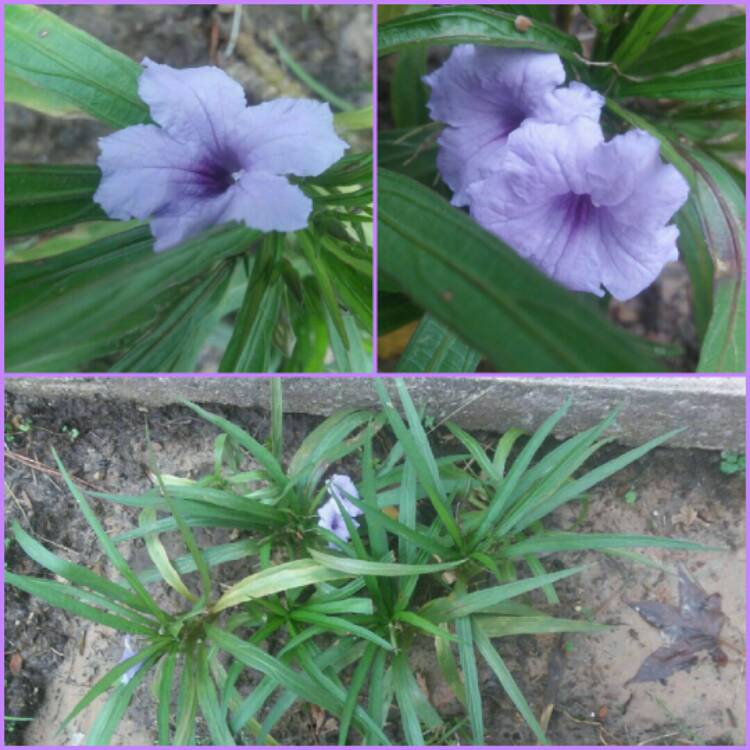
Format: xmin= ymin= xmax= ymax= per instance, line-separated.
xmin=616 ymin=61 xmax=745 ymax=102
xmin=61 ymin=640 xmax=168 ymax=732
xmin=676 ymin=196 xmax=714 ymax=342
xmin=338 ymin=643 xmax=377 ymax=744
xmin=288 ymin=407 xmax=375 ymax=494
xmin=196 ymin=644 xmax=236 ymax=745
xmin=52 ymin=449 xmax=167 ymax=623
xmin=476 ymin=614 xmax=607 ymax=637
xmin=378 ymin=169 xmax=666 ymax=372
xmin=85 ymin=655 xmax=160 ymax=745
xmin=629 ymin=16 xmax=745 ymax=76
xmin=456 ymin=615 xmax=484 ymax=743
xmin=445 ymin=422 xmax=498 ymax=482
xmin=139 ymin=507 xmax=196 ymax=603
xmin=212 ymin=558 xmax=349 ymax=612
xmin=5 ymin=572 xmax=159 ymax=635
xmin=11 ymin=521 xmax=155 ymax=617
xmin=394 ymin=610 xmax=458 ymax=641
xmin=174 ymin=652 xmax=198 ymax=745
xmin=156 ymin=649 xmax=178 ymax=744
xmin=609 ymin=6 xmax=679 ymax=72
xmin=208 ymin=624 xmax=388 ymax=742
xmin=220 ymin=234 xmax=284 ymax=372
xmin=505 ymin=531 xmax=711 ymax=557
xmin=421 ymin=566 xmax=586 ymax=622
xmin=501 ymin=428 xmax=685 ymax=535
xmin=7 ymin=223 xmax=259 ymax=372
xmin=333 ymin=105 xmax=373 ymax=132
xmin=309 ymin=548 xmax=461 ymax=577
xmin=140 ymin=539 xmax=262 ymax=585
xmin=291 ymin=610 xmax=393 ymax=651
xmin=391 ymin=48 xmax=429 ymax=129
xmin=397 ymin=315 xmax=481 ymax=372
xmin=180 ymin=401 xmax=288 ymax=489
xmin=392 ymin=652 xmax=424 ymax=744
xmin=378 ymin=6 xmax=581 ymax=59
xmin=682 ymin=150 xmax=746 ymax=373
xmin=269 ymin=31 xmax=353 ymax=112
xmin=476 ymin=399 xmax=572 ymax=540
xmin=472 ymin=621 xmax=548 ymax=744
xmin=374 ymin=379 xmax=464 ymax=548
xmin=5 ymin=164 xmax=107 ymax=237
xmin=6 ymin=5 xmax=149 ymax=128
xmin=6 ymin=69 xmax=89 ymax=118
xmin=378 ymin=126 xmax=441 ymax=188
xmin=493 ymin=428 xmax=525 ymax=478
xmin=110 ymin=261 xmax=234 ymax=372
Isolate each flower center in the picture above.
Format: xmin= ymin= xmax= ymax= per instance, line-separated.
xmin=194 ymin=153 xmax=245 ymax=197
xmin=564 ymin=192 xmax=594 ymax=233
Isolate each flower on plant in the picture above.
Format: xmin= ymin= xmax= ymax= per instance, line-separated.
xmin=94 ymin=59 xmax=348 ymax=252
xmin=424 ymin=45 xmax=689 ymax=300
xmin=317 ymin=474 xmax=363 ymax=542
xmin=467 ymin=119 xmax=690 ymax=299
xmin=424 ymin=46 xmax=604 ymax=207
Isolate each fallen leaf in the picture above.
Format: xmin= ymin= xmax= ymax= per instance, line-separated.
xmin=9 ymin=652 xmax=23 ymax=675
xmin=672 ymin=506 xmax=699 ymax=528
xmin=626 ymin=565 xmax=727 ymax=685
xmin=310 ymin=704 xmax=326 ymax=733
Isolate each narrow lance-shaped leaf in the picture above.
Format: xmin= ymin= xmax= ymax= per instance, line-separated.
xmin=616 ymin=61 xmax=745 ymax=102
xmin=378 ymin=6 xmax=581 ymax=59
xmin=6 ymin=5 xmax=149 ymax=128
xmin=629 ymin=15 xmax=745 ymax=76
xmin=5 ymin=164 xmax=107 ymax=237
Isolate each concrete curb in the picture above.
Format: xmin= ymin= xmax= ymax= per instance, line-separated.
xmin=6 ymin=376 xmax=744 ymax=451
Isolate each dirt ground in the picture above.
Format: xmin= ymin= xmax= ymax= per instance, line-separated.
xmin=5 ymin=4 xmax=372 ymax=164
xmin=3 ymin=389 xmax=745 ymax=745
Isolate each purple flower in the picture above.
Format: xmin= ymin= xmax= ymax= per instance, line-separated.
xmin=117 ymin=635 xmax=143 ymax=684
xmin=326 ymin=473 xmax=361 ymax=513
xmin=317 ymin=496 xmax=360 ymax=542
xmin=94 ymin=58 xmax=348 ymax=251
xmin=317 ymin=474 xmax=362 ymax=543
xmin=467 ymin=118 xmax=690 ymax=300
xmin=424 ymin=45 xmax=603 ymax=206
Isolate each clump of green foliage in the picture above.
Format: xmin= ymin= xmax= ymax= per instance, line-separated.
xmin=7 ymin=379 xmax=707 ymax=744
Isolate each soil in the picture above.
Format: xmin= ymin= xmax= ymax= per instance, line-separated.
xmin=5 ymin=4 xmax=372 ymax=165
xmin=4 ymin=388 xmax=745 ymax=745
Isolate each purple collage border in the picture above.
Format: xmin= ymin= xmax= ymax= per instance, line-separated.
xmin=1 ymin=1 xmax=748 ymax=749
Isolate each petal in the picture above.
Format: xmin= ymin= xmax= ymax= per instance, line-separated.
xmin=94 ymin=124 xmax=209 ymax=221
xmin=470 ymin=176 xmax=606 ymax=296
xmin=587 ymin=129 xmax=689 ymax=229
xmin=317 ymin=498 xmax=339 ymax=528
xmin=327 ymin=475 xmax=362 ymax=517
xmin=436 ymin=125 xmax=510 ymax=207
xmin=219 ymin=172 xmax=312 ymax=233
xmin=538 ymin=81 xmax=605 ymax=125
xmin=149 ymin=191 xmax=232 ymax=252
xmin=232 ymin=99 xmax=348 ymax=176
xmin=424 ymin=45 xmax=565 ymax=130
xmin=139 ymin=58 xmax=247 ymax=154
xmin=596 ymin=217 xmax=680 ymax=300
xmin=472 ymin=118 xmax=604 ymax=206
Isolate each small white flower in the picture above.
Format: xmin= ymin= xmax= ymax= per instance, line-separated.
xmin=118 ymin=635 xmax=143 ymax=684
